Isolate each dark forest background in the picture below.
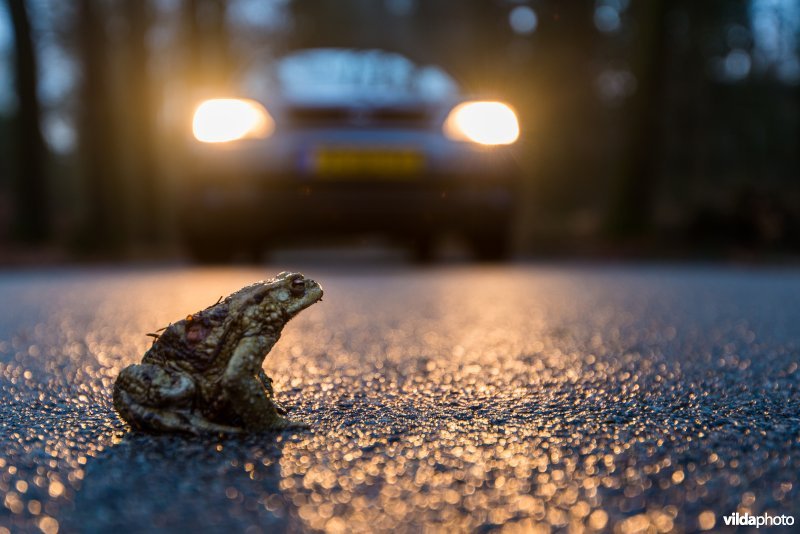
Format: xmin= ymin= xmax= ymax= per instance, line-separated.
xmin=1 ymin=0 xmax=799 ymax=260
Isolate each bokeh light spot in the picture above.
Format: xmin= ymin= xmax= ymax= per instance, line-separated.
xmin=509 ymin=6 xmax=537 ymax=35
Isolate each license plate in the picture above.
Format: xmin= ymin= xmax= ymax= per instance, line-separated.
xmin=313 ymin=147 xmax=424 ymax=177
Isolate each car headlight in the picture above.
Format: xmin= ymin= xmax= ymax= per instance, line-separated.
xmin=443 ymin=101 xmax=519 ymax=146
xmin=192 ymin=98 xmax=275 ymax=143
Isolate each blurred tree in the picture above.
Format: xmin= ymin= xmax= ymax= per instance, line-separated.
xmin=525 ymin=2 xmax=599 ymax=213
xmin=5 ymin=0 xmax=49 ymax=242
xmin=182 ymin=0 xmax=202 ymax=90
xmin=76 ymin=0 xmax=122 ymax=250
xmin=122 ymin=0 xmax=161 ymax=243
xmin=605 ymin=0 xmax=669 ymax=237
xmin=183 ymin=0 xmax=234 ymax=91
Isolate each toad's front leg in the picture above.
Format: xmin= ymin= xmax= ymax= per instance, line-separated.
xmin=258 ymin=369 xmax=288 ymax=415
xmin=221 ymin=336 xmax=306 ymax=431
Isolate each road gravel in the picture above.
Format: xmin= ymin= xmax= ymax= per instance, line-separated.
xmin=1 ymin=264 xmax=799 ymax=532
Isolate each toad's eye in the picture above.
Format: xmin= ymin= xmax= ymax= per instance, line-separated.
xmin=290 ymin=277 xmax=305 ymax=295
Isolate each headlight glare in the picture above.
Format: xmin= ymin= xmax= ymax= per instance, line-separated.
xmin=192 ymin=98 xmax=274 ymax=143
xmin=443 ymin=101 xmax=519 ymax=145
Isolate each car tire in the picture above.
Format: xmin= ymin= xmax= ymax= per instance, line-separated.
xmin=469 ymin=224 xmax=512 ymax=262
xmin=410 ymin=235 xmax=436 ymax=264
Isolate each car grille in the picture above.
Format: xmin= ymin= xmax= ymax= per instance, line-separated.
xmin=286 ymin=106 xmax=433 ymax=129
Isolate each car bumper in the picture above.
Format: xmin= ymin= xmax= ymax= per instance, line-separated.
xmin=179 ymin=130 xmax=520 ymax=240
xmin=182 ymin=178 xmax=515 ymax=237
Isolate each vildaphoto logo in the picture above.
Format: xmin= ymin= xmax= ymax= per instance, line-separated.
xmin=722 ymin=512 xmax=795 ymax=528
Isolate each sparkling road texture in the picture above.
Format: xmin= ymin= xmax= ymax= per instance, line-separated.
xmin=0 ymin=265 xmax=799 ymax=533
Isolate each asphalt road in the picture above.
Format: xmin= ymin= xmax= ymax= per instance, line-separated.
xmin=1 ymin=264 xmax=799 ymax=533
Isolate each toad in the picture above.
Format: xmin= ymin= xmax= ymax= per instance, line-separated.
xmin=113 ymin=272 xmax=323 ymax=434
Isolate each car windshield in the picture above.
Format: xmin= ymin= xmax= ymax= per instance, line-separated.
xmin=274 ymin=48 xmax=459 ymax=105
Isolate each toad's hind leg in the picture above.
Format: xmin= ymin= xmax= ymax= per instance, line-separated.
xmin=113 ymin=364 xmax=241 ymax=435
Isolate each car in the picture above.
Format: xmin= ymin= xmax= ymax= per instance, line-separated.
xmin=180 ymin=48 xmax=521 ymax=262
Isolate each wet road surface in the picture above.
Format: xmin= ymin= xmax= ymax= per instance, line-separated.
xmin=1 ymin=264 xmax=799 ymax=533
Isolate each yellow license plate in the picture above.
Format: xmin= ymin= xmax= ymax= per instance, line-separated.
xmin=314 ymin=147 xmax=424 ymax=177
